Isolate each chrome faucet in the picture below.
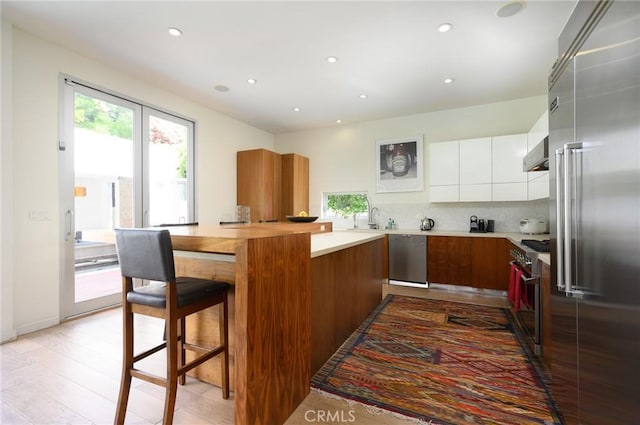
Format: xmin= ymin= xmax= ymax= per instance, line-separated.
xmin=368 ymin=204 xmax=380 ymax=229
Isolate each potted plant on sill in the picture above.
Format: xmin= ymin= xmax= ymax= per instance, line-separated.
xmin=327 ymin=194 xmax=368 ymax=229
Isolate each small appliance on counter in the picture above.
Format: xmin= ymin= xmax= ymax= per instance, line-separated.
xmin=519 ymin=218 xmax=547 ymax=234
xmin=470 ymin=215 xmax=479 ymax=232
xmin=420 ymin=217 xmax=435 ymax=231
xmin=470 ymin=216 xmax=494 ymax=233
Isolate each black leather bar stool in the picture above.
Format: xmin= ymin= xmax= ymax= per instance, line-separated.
xmin=113 ymin=228 xmax=230 ymax=425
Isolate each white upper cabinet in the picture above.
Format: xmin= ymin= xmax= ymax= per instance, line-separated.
xmin=459 ymin=137 xmax=492 ymax=202
xmin=430 ymin=128 xmax=541 ymax=203
xmin=428 ymin=141 xmax=459 ymax=202
xmin=429 ymin=141 xmax=459 ymax=185
xmin=527 ymin=110 xmax=550 ymax=200
xmin=492 ymin=134 xmax=528 ymax=184
xmin=459 ymin=137 xmax=492 ymax=184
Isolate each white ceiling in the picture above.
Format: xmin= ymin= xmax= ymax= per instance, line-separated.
xmin=2 ymin=1 xmax=576 ymax=134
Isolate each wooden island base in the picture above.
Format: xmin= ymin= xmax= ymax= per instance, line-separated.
xmin=171 ymin=228 xmax=385 ymax=424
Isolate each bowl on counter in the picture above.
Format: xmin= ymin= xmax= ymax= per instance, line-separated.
xmin=286 ymin=216 xmax=318 ymax=223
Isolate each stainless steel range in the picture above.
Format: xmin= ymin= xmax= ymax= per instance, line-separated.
xmin=509 ymin=243 xmax=542 ymax=355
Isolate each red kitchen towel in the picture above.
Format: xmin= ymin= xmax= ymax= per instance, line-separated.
xmin=513 ymin=268 xmax=522 ymax=312
xmin=508 ymin=263 xmax=518 ymax=303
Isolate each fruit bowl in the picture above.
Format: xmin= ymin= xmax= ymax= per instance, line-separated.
xmin=286 ymin=216 xmax=318 ymax=223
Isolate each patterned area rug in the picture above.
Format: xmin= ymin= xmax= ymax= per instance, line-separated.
xmin=311 ymin=295 xmax=560 ymax=425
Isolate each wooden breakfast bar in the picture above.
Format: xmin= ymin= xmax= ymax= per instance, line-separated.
xmin=167 ymin=225 xmax=311 ymax=425
xmin=165 ymin=225 xmax=385 ymax=425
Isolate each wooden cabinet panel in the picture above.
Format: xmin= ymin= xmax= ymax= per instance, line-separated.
xmin=428 ymin=236 xmax=510 ymax=290
xmin=280 ymin=153 xmax=309 ymax=220
xmin=311 ymin=238 xmax=384 ymax=375
xmin=541 ymin=261 xmax=551 ymax=370
xmin=427 ymin=236 xmax=471 ymax=285
xmin=237 ymin=149 xmax=281 ymax=222
xmin=237 ymin=149 xmax=310 ymax=222
xmin=471 ymin=237 xmax=510 ymax=290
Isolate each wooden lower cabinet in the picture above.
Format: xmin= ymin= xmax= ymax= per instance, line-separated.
xmin=311 ymin=238 xmax=384 ymax=375
xmin=427 ymin=236 xmax=510 ymax=290
xmin=541 ymin=260 xmax=552 ymax=370
xmin=427 ymin=236 xmax=472 ymax=285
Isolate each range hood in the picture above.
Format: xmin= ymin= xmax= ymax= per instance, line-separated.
xmin=523 ymin=136 xmax=549 ymax=171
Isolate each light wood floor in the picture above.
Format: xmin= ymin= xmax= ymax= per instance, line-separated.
xmin=0 ymin=284 xmax=508 ymax=425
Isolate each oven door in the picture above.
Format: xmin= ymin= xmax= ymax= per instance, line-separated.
xmin=510 ymin=261 xmax=541 ymax=355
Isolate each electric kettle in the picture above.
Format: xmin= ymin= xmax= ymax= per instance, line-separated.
xmin=420 ymin=217 xmax=435 ymax=231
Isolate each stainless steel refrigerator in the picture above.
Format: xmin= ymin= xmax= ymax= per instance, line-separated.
xmin=548 ymin=1 xmax=640 ymax=424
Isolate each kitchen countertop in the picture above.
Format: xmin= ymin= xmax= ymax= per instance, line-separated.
xmin=334 ymin=228 xmax=552 ymax=265
xmin=311 ymin=231 xmax=385 ymax=258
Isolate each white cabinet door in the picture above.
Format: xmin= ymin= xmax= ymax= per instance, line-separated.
xmin=429 ymin=141 xmax=460 ymax=202
xmin=528 ymin=172 xmax=549 ymax=200
xmin=459 ymin=137 xmax=492 ymax=184
xmin=493 ymin=183 xmax=528 ymax=201
xmin=429 ymin=141 xmax=459 ymax=186
xmin=492 ymin=134 xmax=528 ymax=184
xmin=526 ymin=111 xmax=550 ymax=199
xmin=527 ymin=110 xmax=549 ymax=182
xmin=430 ymin=185 xmax=459 ymax=202
xmin=460 ymin=184 xmax=492 ymax=202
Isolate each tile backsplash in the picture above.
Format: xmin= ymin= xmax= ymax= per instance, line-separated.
xmin=336 ymin=200 xmax=550 ymax=233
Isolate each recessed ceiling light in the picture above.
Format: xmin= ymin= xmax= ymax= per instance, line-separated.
xmin=247 ymin=78 xmax=257 ymax=84
xmin=293 ymin=107 xmax=301 ymax=112
xmin=168 ymin=27 xmax=182 ymax=37
xmin=359 ymin=94 xmax=368 ymax=99
xmin=496 ymin=0 xmax=526 ymax=18
xmin=336 ymin=119 xmax=342 ymax=124
xmin=326 ymin=56 xmax=338 ymax=63
xmin=444 ymin=78 xmax=455 ymax=84
xmin=214 ymin=85 xmax=230 ymax=92
xmin=437 ymin=23 xmax=453 ymax=33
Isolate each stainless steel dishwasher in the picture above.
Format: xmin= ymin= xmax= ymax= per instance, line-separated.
xmin=388 ymin=234 xmax=428 ymax=287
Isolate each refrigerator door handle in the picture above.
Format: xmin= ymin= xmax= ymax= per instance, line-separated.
xmin=563 ymin=142 xmax=584 ymax=296
xmin=555 ymin=148 xmax=565 ymax=291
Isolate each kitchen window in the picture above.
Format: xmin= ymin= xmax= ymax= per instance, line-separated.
xmin=322 ymin=192 xmax=370 ymax=228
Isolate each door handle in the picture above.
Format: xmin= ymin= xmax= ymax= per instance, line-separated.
xmin=520 ymin=274 xmax=540 ymax=285
xmin=65 ymin=209 xmax=74 ymax=242
xmin=555 ymin=148 xmax=565 ymax=291
xmin=563 ymin=142 xmax=585 ymax=296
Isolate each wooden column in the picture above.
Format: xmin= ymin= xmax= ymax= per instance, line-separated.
xmin=234 ymin=233 xmax=311 ymax=425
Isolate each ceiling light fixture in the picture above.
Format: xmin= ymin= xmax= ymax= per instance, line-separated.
xmin=293 ymin=107 xmax=301 ymax=112
xmin=247 ymin=78 xmax=257 ymax=84
xmin=214 ymin=85 xmax=230 ymax=92
xmin=496 ymin=0 xmax=526 ymax=18
xmin=336 ymin=119 xmax=342 ymax=124
xmin=168 ymin=27 xmax=183 ymax=37
xmin=444 ymin=78 xmax=455 ymax=84
xmin=359 ymin=94 xmax=368 ymax=99
xmin=437 ymin=23 xmax=453 ymax=32
xmin=326 ymin=56 xmax=338 ymax=63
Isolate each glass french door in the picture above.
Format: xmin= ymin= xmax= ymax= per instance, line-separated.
xmin=60 ymin=77 xmax=195 ymax=318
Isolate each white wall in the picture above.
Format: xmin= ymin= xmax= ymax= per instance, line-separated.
xmin=1 ymin=18 xmax=16 ymax=342
xmin=274 ymin=96 xmax=549 ymax=231
xmin=1 ymin=25 xmax=273 ymax=340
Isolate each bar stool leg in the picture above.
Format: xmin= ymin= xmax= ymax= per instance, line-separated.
xmin=163 ymin=316 xmax=179 ymax=425
xmin=115 ymin=283 xmax=133 ymax=425
xmin=178 ymin=318 xmax=186 ymax=386
xmin=220 ymin=293 xmax=230 ymax=399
